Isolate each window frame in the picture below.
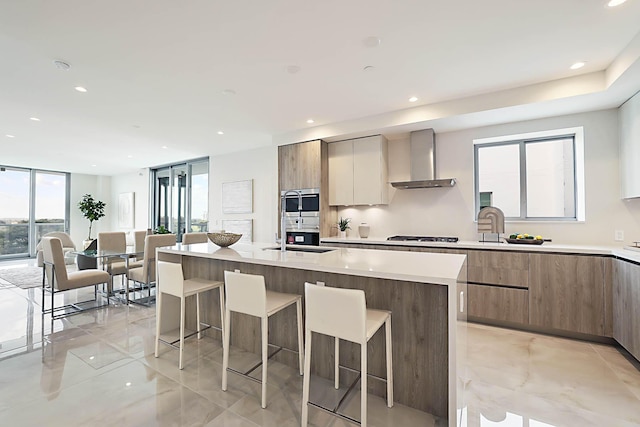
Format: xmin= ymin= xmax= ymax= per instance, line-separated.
xmin=473 ymin=127 xmax=585 ymax=222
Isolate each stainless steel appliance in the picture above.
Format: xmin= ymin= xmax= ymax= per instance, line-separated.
xmin=387 ymin=235 xmax=459 ymax=243
xmin=281 ymin=188 xmax=320 ymax=246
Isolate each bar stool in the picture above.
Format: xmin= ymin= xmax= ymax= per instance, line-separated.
xmin=301 ymin=283 xmax=393 ymax=427
xmin=155 ymin=261 xmax=225 ymax=369
xmin=222 ymin=270 xmax=304 ymax=409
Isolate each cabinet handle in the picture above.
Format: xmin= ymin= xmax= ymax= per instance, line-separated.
xmin=460 ymin=291 xmax=464 ymax=313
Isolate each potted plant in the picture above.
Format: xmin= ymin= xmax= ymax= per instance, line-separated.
xmin=78 ymin=194 xmax=106 ymax=248
xmin=154 ymin=225 xmax=171 ymax=234
xmin=336 ymin=217 xmax=351 ymax=239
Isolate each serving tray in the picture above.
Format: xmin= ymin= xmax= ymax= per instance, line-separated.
xmin=506 ymin=238 xmax=544 ymax=245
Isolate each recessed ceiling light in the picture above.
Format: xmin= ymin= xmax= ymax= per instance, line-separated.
xmin=608 ymin=0 xmax=627 ymax=6
xmin=222 ymin=89 xmax=236 ymax=95
xmin=30 ymin=117 xmax=40 ymax=121
xmin=409 ymin=96 xmax=418 ymax=102
xmin=5 ymin=134 xmax=14 ymax=138
xmin=217 ymin=131 xmax=224 ymax=135
xmin=91 ymin=164 xmax=97 ymax=167
xmin=363 ymin=36 xmax=381 ymax=48
xmin=570 ymin=62 xmax=586 ymax=70
xmin=286 ymin=65 xmax=301 ymax=74
xmin=306 ymin=119 xmax=314 ymax=124
xmin=74 ymin=86 xmax=87 ymax=93
xmin=127 ymin=155 xmax=133 ymax=158
xmin=162 ymin=145 xmax=168 ymax=149
xmin=125 ymin=382 xmax=132 ymax=387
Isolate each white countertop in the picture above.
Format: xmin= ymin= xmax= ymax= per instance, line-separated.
xmin=158 ymin=242 xmax=467 ymax=287
xmin=320 ymin=237 xmax=640 ymax=263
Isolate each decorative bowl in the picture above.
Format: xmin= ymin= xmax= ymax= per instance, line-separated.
xmin=207 ymin=232 xmax=242 ymax=247
xmin=506 ymin=238 xmax=543 ymax=245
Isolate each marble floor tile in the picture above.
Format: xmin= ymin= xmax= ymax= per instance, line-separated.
xmin=2 ymin=259 xmax=640 ymax=427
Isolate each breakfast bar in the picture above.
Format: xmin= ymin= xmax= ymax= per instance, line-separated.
xmin=156 ymin=242 xmax=467 ymax=424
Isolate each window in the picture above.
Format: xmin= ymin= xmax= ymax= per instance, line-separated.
xmin=151 ymin=158 xmax=209 ymax=242
xmin=0 ymin=166 xmax=69 ymax=258
xmin=474 ymin=127 xmax=585 ymax=221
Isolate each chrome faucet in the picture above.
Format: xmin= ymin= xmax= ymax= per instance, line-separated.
xmin=281 ymin=189 xmax=302 ymax=252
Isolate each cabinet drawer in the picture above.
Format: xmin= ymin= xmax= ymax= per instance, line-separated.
xmin=468 ymin=284 xmax=529 ymax=325
xmin=467 ymin=250 xmax=529 ymax=288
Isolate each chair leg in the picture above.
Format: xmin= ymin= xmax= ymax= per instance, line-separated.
xmin=155 ymin=292 xmax=162 ymax=358
xmin=196 ymin=293 xmax=202 ymax=339
xmin=179 ymin=295 xmax=186 ymax=370
xmin=335 ymin=337 xmax=340 ymax=389
xmin=218 ymin=286 xmax=225 ymax=339
xmin=222 ymin=308 xmax=231 ymax=391
xmin=385 ymin=316 xmax=393 ymax=407
xmin=296 ymin=299 xmax=304 ymax=375
xmin=361 ymin=343 xmax=368 ymax=427
xmin=301 ymin=330 xmax=312 ymax=427
xmin=261 ymin=316 xmax=268 ymax=409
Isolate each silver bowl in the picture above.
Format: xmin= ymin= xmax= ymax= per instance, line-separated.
xmin=207 ymin=232 xmax=242 ymax=247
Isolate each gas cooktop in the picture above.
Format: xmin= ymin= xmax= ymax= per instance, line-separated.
xmin=387 ymin=235 xmax=459 ymax=243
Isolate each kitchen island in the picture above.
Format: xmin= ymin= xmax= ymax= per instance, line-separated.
xmin=157 ymin=242 xmax=467 ymax=424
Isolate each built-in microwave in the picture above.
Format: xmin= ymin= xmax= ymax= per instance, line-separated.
xmin=282 ymin=188 xmax=320 ymax=213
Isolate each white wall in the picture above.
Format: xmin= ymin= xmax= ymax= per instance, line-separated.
xmin=69 ymin=174 xmax=111 ymax=246
xmin=339 ymin=109 xmax=640 ymax=246
xmin=209 ymin=146 xmax=278 ymax=243
xmin=109 ymin=169 xmax=151 ymax=235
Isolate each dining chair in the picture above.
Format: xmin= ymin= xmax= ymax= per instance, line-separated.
xmin=127 ymin=233 xmax=177 ymax=304
xmin=41 ymin=237 xmax=111 ymax=319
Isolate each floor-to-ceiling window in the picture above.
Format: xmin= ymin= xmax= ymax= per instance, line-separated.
xmin=0 ymin=166 xmax=69 ymax=258
xmin=151 ymin=158 xmax=208 ymax=242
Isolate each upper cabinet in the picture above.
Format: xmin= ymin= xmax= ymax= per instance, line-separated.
xmin=328 ymin=135 xmax=389 ymax=206
xmin=279 ymin=140 xmax=323 ymax=191
xmin=620 ymin=92 xmax=640 ymax=199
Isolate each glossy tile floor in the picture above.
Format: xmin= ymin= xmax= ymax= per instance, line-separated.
xmin=1 ymin=259 xmax=640 ymax=426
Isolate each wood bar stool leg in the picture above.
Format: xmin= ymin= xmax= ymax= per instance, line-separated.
xmin=301 ymin=329 xmax=312 ymax=427
xmin=296 ymin=299 xmax=304 ymax=375
xmin=261 ymin=316 xmax=268 ymax=409
xmin=385 ymin=316 xmax=394 ymax=407
xmin=222 ymin=308 xmax=231 ymax=391
xmin=361 ymin=343 xmax=368 ymax=427
xmin=179 ymin=295 xmax=186 ymax=370
xmin=334 ymin=337 xmax=340 ymax=389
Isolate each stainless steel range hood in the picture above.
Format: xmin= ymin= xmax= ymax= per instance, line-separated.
xmin=390 ymin=129 xmax=456 ymax=189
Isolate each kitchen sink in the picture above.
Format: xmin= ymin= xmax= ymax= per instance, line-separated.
xmin=264 ymin=246 xmax=335 ymax=253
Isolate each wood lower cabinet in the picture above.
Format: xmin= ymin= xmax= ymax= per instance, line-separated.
xmin=529 ymin=253 xmax=605 ymax=336
xmin=468 ymin=284 xmax=529 ymax=324
xmin=467 ymin=250 xmax=528 ymax=288
xmin=613 ymin=259 xmax=640 ymax=360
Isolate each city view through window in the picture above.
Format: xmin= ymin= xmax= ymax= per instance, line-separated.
xmin=0 ymin=168 xmax=67 ymax=257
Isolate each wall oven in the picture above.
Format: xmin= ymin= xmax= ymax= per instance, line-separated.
xmin=282 ymin=188 xmax=320 ymax=245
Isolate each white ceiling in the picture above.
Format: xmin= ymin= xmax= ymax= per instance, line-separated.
xmin=1 ymin=0 xmax=639 ymax=175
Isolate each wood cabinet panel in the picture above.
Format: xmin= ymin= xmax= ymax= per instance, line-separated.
xmin=278 ymin=140 xmax=322 ymax=191
xmin=328 ymin=140 xmax=353 ymax=205
xmin=468 ymin=284 xmax=529 ymax=324
xmin=467 ymin=250 xmax=529 ymax=288
xmin=328 ymin=135 xmax=388 ymax=206
xmin=529 ymin=254 xmax=604 ymax=335
xmin=613 ymin=259 xmax=640 ymax=360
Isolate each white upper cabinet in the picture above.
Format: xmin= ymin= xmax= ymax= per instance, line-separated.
xmin=328 ymin=135 xmax=389 ymax=206
xmin=620 ymin=92 xmax=640 ymax=199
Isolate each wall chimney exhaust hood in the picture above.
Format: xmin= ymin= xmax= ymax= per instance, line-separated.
xmin=390 ymin=129 xmax=456 ymax=189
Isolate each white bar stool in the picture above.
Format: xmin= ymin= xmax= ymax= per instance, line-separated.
xmin=155 ymin=261 xmax=225 ymax=369
xmin=222 ymin=270 xmax=304 ymax=409
xmin=301 ymin=283 xmax=393 ymax=427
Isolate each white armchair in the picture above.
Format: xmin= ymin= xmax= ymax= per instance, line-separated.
xmin=36 ymin=232 xmax=76 ymax=267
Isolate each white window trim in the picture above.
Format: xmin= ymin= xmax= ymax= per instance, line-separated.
xmin=473 ymin=127 xmax=585 ymax=222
